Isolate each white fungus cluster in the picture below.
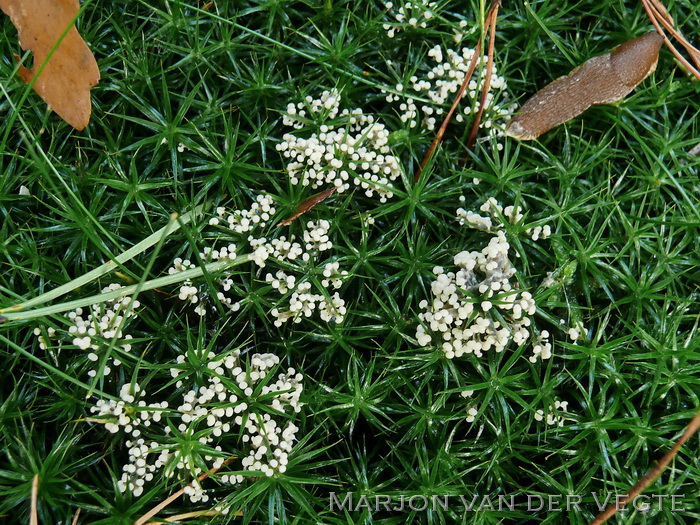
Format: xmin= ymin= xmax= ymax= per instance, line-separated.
xmin=208 ymin=194 xmax=276 ymax=234
xmin=166 ymin=197 xmax=348 ymax=326
xmin=457 ymin=197 xmax=523 ymax=232
xmin=567 ymin=321 xmax=586 ymax=343
xmin=416 ymin=226 xmax=551 ymax=363
xmin=89 ymin=350 xmax=303 ymax=503
xmin=381 ymin=1 xmax=437 ymax=38
xmin=415 ymin=230 xmax=546 ymax=362
xmin=33 ymin=284 xmax=139 ymax=377
xmin=534 ymin=400 xmax=571 ymax=427
xmin=452 ymin=19 xmax=470 ymax=44
xmin=276 ymin=89 xmax=402 ymax=203
xmin=441 ymin=198 xmax=554 ymax=362
xmin=267 ymin=257 xmax=348 ymax=327
xmin=457 ymin=197 xmax=552 ymax=241
xmin=167 ymin=196 xmax=278 ymax=314
xmin=384 ymin=45 xmax=516 ymax=147
xmin=460 ymin=389 xmax=478 ymax=422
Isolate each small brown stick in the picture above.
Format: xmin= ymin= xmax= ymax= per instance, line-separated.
xmin=647 ymin=0 xmax=700 ymax=67
xmin=588 ymin=406 xmax=700 ymax=525
xmin=277 ymin=186 xmax=338 ymax=227
xmin=643 ymin=0 xmax=697 ymax=62
xmin=30 ymin=474 xmax=39 ymax=525
xmin=648 ymin=0 xmax=673 ymax=21
xmin=466 ymin=0 xmax=501 ymax=149
xmin=413 ymin=40 xmax=482 ymax=183
xmin=640 ymin=0 xmax=700 ymax=80
xmin=413 ymin=0 xmax=501 ymax=183
xmin=134 ymin=457 xmax=236 ymax=525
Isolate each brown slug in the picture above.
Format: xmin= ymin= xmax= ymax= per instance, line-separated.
xmin=506 ymin=32 xmax=664 ymax=140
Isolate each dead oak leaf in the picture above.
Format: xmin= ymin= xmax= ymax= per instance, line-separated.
xmin=1 ymin=0 xmax=99 ymax=130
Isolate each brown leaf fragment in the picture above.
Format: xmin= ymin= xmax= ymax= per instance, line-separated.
xmin=506 ymin=32 xmax=663 ymax=140
xmin=277 ymin=187 xmax=338 ymax=227
xmin=1 ymin=0 xmax=100 ymax=130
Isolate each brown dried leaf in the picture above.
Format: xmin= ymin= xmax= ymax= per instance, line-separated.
xmin=506 ymin=33 xmax=663 ymax=140
xmin=277 ymin=187 xmax=338 ymax=227
xmin=1 ymin=0 xmax=99 ymax=130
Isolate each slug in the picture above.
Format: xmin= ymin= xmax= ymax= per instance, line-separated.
xmin=506 ymin=32 xmax=664 ymax=140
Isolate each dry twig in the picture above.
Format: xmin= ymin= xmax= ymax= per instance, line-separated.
xmin=414 ymin=0 xmax=501 ymax=182
xmin=135 ymin=457 xmax=237 ymax=525
xmin=588 ymin=407 xmax=700 ymax=525
xmin=466 ymin=0 xmax=501 ymax=149
xmin=640 ymin=0 xmax=700 ymax=80
xmin=30 ymin=474 xmax=39 ymax=525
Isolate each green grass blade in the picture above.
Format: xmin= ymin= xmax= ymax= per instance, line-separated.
xmin=0 ymin=207 xmax=203 ymax=315
xmin=0 ymin=255 xmax=250 ymax=323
